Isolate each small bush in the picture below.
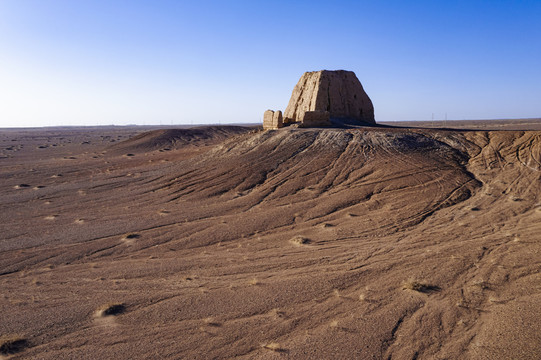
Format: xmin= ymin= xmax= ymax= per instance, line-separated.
xmin=262 ymin=342 xmax=285 ymax=352
xmin=123 ymin=233 xmax=140 ymax=240
xmin=290 ymin=236 xmax=310 ymax=246
xmin=403 ymin=280 xmax=440 ymax=293
xmin=96 ymin=303 xmax=125 ymax=317
xmin=0 ymin=336 xmax=28 ymax=355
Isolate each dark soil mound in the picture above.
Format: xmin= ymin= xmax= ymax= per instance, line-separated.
xmin=108 ymin=125 xmax=256 ymax=153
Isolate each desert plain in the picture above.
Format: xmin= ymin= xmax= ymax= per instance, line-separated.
xmin=1 ymin=119 xmax=541 ymax=359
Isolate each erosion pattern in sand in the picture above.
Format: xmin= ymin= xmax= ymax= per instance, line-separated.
xmin=1 ymin=123 xmax=540 ymax=359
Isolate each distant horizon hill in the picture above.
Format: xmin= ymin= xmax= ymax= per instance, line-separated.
xmin=0 ymin=118 xmax=540 ymax=131
xmin=381 ymin=118 xmax=541 ymax=131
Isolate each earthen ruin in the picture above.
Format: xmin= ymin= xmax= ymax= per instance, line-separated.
xmin=263 ymin=70 xmax=374 ymax=130
xmin=263 ymin=110 xmax=283 ymax=130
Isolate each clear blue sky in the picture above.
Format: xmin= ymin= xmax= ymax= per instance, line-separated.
xmin=0 ymin=0 xmax=539 ymax=127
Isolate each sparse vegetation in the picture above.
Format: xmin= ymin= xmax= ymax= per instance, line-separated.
xmin=123 ymin=233 xmax=140 ymax=240
xmin=0 ymin=336 xmax=28 ymax=356
xmin=96 ymin=303 xmax=125 ymax=317
xmin=472 ymin=280 xmax=490 ymax=290
xmin=403 ymin=280 xmax=440 ymax=293
xmin=290 ymin=236 xmax=310 ymax=246
xmin=262 ymin=342 xmax=284 ymax=352
xmin=4 ymin=113 xmax=541 ymax=359
xmin=203 ymin=317 xmax=221 ymax=327
xmin=14 ymin=184 xmax=31 ymax=189
xmin=270 ymin=308 xmax=286 ymax=318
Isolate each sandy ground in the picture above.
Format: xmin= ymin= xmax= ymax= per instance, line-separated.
xmin=381 ymin=118 xmax=541 ymax=131
xmin=1 ymin=121 xmax=541 ymax=359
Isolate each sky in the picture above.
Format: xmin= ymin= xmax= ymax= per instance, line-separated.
xmin=0 ymin=0 xmax=540 ymax=127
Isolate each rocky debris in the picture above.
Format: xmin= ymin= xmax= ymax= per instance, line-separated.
xmin=263 ymin=110 xmax=283 ymax=130
xmin=283 ymin=70 xmax=374 ymax=125
xmin=299 ymin=111 xmax=331 ymax=127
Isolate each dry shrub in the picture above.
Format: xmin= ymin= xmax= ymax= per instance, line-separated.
xmin=403 ymin=280 xmax=440 ymax=293
xmin=290 ymin=236 xmax=310 ymax=246
xmin=203 ymin=317 xmax=221 ymax=327
xmin=0 ymin=336 xmax=27 ymax=356
xmin=262 ymin=342 xmax=285 ymax=352
xmin=123 ymin=233 xmax=140 ymax=240
xmin=96 ymin=303 xmax=125 ymax=317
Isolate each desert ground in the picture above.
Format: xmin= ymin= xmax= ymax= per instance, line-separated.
xmin=1 ymin=119 xmax=541 ymax=359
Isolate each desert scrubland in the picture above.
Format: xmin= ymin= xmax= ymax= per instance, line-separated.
xmin=1 ymin=121 xmax=541 ymax=359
